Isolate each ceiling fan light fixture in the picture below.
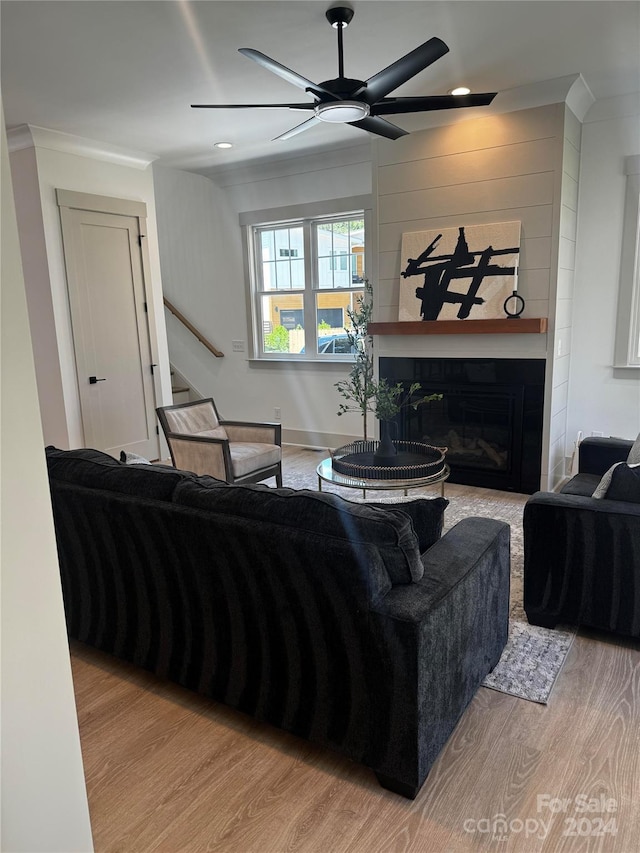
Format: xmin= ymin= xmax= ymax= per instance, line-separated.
xmin=315 ymin=100 xmax=370 ymax=123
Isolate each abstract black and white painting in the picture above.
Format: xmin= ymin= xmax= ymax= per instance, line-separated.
xmin=399 ymin=222 xmax=521 ymax=321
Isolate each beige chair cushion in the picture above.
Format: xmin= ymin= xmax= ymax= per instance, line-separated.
xmin=229 ymin=443 xmax=281 ymax=478
xmin=164 ymin=402 xmax=228 ymax=440
xmin=197 ymin=427 xmax=229 ymax=440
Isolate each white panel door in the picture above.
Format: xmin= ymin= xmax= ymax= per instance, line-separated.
xmin=60 ymin=206 xmax=159 ymax=459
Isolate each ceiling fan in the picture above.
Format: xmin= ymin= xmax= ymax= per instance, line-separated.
xmin=192 ymin=5 xmax=497 ymax=141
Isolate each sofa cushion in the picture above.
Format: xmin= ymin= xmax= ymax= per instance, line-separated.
xmin=608 ymin=463 xmax=640 ymax=502
xmin=46 ymin=446 xmax=189 ymax=501
xmin=593 ymin=462 xmax=640 ymax=502
xmin=344 ymin=495 xmax=448 ymax=553
xmin=163 ymin=401 xmax=228 ymax=440
xmin=560 ymin=472 xmax=601 ymax=497
xmin=173 ymin=479 xmax=423 ymax=584
xmin=229 ymin=442 xmax=281 ymax=478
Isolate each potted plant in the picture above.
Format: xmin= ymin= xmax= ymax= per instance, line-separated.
xmin=335 ymin=279 xmax=441 ymax=461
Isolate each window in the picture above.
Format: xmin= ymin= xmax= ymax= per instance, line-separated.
xmin=246 ymin=206 xmax=368 ymax=358
xmin=614 ymin=157 xmax=640 ymax=368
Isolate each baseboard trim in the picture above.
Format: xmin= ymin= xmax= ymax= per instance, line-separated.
xmin=282 ymin=428 xmax=361 ymax=450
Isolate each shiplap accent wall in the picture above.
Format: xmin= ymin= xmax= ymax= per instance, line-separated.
xmin=373 ymin=103 xmax=576 ymax=490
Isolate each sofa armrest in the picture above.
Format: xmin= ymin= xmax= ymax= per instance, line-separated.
xmin=368 ymin=517 xmax=510 ymax=797
xmin=578 ymin=436 xmax=634 ymax=476
xmin=525 ymin=488 xmax=640 ymax=519
xmin=372 ymin=517 xmax=510 ymax=624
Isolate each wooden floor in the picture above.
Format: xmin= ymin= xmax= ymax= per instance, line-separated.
xmin=70 ymin=447 xmax=640 ymax=852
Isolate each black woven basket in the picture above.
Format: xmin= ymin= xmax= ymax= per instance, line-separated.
xmin=331 ymin=440 xmax=447 ymax=480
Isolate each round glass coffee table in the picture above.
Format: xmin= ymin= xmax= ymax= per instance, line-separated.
xmin=317 ymin=457 xmax=450 ymax=499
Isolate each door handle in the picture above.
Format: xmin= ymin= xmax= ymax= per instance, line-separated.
xmin=89 ymin=376 xmax=107 ymax=384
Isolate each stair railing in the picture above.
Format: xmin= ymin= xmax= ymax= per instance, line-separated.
xmin=163 ymin=297 xmax=224 ymax=358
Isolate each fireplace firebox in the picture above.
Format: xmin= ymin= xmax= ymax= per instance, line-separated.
xmin=379 ymin=358 xmax=545 ymax=493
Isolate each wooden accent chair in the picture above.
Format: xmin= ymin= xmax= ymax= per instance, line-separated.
xmin=157 ymin=398 xmax=282 ymax=486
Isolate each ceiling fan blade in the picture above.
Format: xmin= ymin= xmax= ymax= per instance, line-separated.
xmin=359 ymin=37 xmax=450 ymax=103
xmin=239 ymin=48 xmax=337 ymax=100
xmin=372 ymin=92 xmax=497 ymax=115
xmin=349 ymin=116 xmax=409 ymax=141
xmin=191 ymin=103 xmax=316 ymax=110
xmin=273 ymin=116 xmax=323 ymax=141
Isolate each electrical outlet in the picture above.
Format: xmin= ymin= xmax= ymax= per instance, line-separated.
xmin=274 ymin=407 xmax=281 ymax=420
xmin=232 ymin=340 xmax=245 ymax=352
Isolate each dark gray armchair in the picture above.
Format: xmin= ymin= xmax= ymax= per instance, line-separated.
xmin=523 ymin=436 xmax=640 ymax=638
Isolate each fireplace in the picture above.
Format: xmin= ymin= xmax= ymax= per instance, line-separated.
xmin=379 ymin=357 xmax=545 ymax=493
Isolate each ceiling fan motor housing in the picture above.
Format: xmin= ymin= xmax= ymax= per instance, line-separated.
xmin=326 ymin=6 xmax=354 ymax=28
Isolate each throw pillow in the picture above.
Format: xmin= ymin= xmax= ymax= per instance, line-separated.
xmin=592 ymin=462 xmax=621 ymax=498
xmin=627 ymin=432 xmax=640 ymax=465
xmin=348 ymin=496 xmax=448 ymax=553
xmin=593 ymin=462 xmax=640 ymax=502
xmin=120 ymin=450 xmax=151 ymax=464
xmin=603 ymin=462 xmax=640 ymax=503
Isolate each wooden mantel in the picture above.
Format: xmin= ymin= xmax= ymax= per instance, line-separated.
xmin=367 ymin=318 xmax=548 ymax=336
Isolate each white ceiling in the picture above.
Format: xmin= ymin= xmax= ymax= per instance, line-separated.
xmin=2 ymin=1 xmax=639 ymax=176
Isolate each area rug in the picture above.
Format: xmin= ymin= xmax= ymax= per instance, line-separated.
xmin=282 ymin=449 xmax=576 ymax=704
xmin=438 ymin=486 xmax=576 ymax=704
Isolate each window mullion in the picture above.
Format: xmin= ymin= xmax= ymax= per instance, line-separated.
xmin=251 ymin=227 xmax=265 ymax=355
xmin=303 ymin=220 xmax=316 ymax=356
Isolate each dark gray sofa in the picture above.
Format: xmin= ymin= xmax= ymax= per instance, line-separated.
xmin=524 ymin=436 xmax=640 ymax=638
xmin=46 ymin=446 xmax=510 ymax=799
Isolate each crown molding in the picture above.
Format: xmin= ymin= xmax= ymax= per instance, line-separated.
xmin=6 ymin=124 xmax=156 ymax=169
xmin=565 ymin=75 xmax=596 ymax=122
xmin=583 ymin=92 xmax=640 ymax=124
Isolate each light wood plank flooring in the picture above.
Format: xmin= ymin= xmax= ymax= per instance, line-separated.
xmin=70 ymin=447 xmax=640 ymax=852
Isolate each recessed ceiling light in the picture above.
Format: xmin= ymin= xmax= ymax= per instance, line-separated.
xmin=449 ymin=87 xmax=471 ymax=96
xmin=214 ymin=141 xmax=233 ymax=149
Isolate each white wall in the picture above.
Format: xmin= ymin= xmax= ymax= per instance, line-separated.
xmin=154 ymin=144 xmax=373 ymax=445
xmin=1 ymin=110 xmax=94 ymax=853
xmin=9 ymin=145 xmax=69 ymax=446
xmin=568 ymin=94 xmax=640 ymax=443
xmin=9 ymin=129 xmax=173 ymax=449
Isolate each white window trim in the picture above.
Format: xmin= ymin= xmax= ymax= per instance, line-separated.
xmin=614 ymin=155 xmax=640 ymax=369
xmin=240 ymin=196 xmax=372 ymax=361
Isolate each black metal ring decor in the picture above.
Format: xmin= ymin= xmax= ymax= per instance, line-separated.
xmin=331 ymin=441 xmax=447 ymax=480
xmin=504 ymin=291 xmax=525 ymax=319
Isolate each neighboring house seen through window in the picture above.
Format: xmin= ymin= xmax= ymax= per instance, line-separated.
xmin=248 ymin=209 xmax=367 ymax=358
